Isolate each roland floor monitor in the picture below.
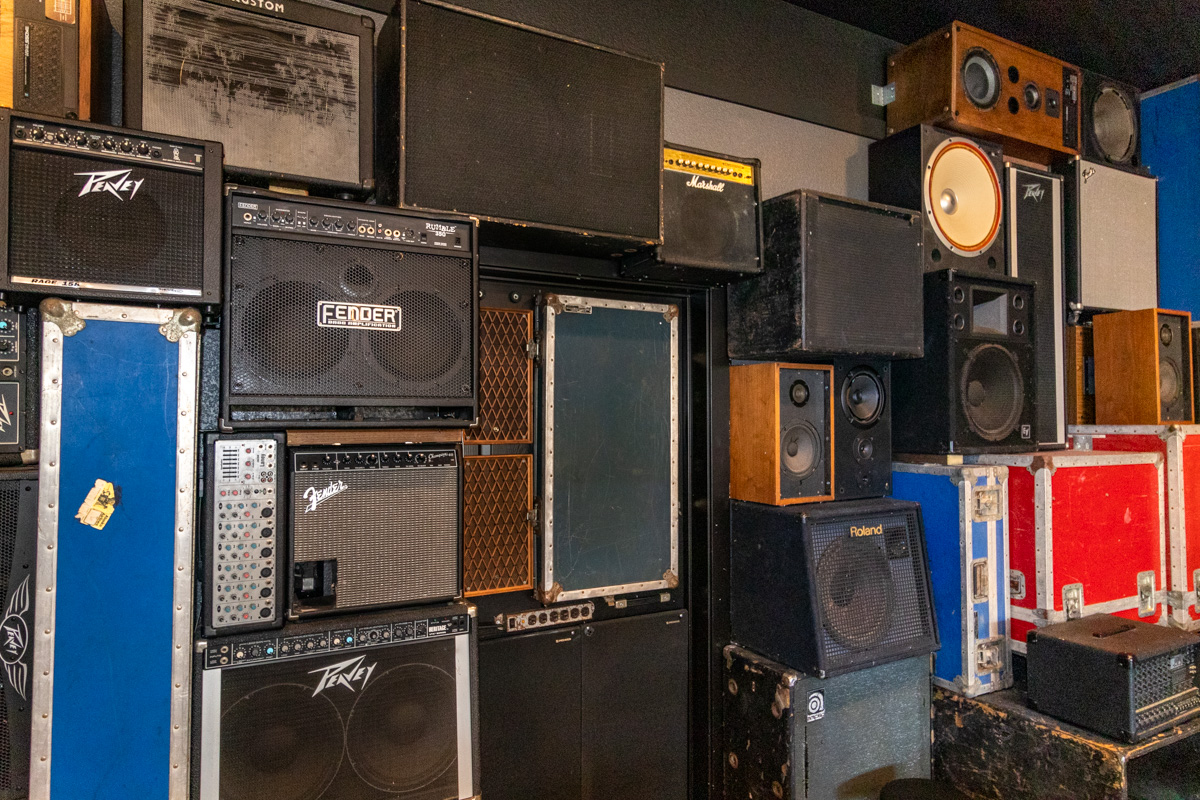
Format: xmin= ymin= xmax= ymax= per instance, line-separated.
xmin=886 ymin=21 xmax=1081 ymax=161
xmin=122 ymin=0 xmax=374 ymax=194
xmin=869 ymin=125 xmax=1006 ymax=278
xmin=0 ymin=0 xmax=89 ymax=119
xmin=730 ymin=362 xmax=833 ymax=506
xmin=0 ymin=470 xmax=36 ymax=799
xmin=221 ymin=187 xmax=478 ymax=428
xmin=377 ymin=0 xmax=663 ymax=255
xmin=1081 ymin=69 xmax=1143 ymax=172
xmin=0 ymin=110 xmax=222 ymax=303
xmin=893 ymin=270 xmax=1037 ymax=455
xmin=727 ymin=190 xmax=923 ymax=360
xmin=832 ymin=359 xmax=892 ymax=501
xmin=622 ymin=144 xmax=762 ymax=284
xmin=1093 ymin=308 xmax=1194 ymax=425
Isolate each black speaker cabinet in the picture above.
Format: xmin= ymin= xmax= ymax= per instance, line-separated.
xmin=869 ymin=125 xmax=1006 ymax=278
xmin=0 ymin=110 xmax=222 ymax=304
xmin=221 ymin=186 xmax=478 ymax=428
xmin=0 ymin=306 xmax=37 ymax=467
xmin=1006 ymin=164 xmax=1066 ymax=448
xmin=730 ymin=497 xmax=939 ymax=679
xmin=728 ymin=189 xmax=923 ymax=360
xmin=832 ymin=359 xmax=892 ymax=500
xmin=622 ymin=144 xmax=761 ymax=284
xmin=893 ymin=270 xmax=1037 ymax=455
xmin=1081 ymin=69 xmax=1144 ymax=173
xmin=0 ymin=0 xmax=89 ymax=119
xmin=377 ymin=0 xmax=663 ymax=256
xmin=0 ymin=470 xmax=36 ymax=799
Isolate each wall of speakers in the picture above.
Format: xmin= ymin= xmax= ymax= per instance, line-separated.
xmin=1094 ymin=308 xmax=1194 ymax=425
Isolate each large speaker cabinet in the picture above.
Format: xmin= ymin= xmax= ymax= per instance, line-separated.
xmin=1094 ymin=308 xmax=1194 ymax=425
xmin=0 ymin=470 xmax=36 ymax=799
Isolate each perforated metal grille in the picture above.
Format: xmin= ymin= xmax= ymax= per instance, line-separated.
xmin=0 ymin=479 xmax=16 ymax=791
xmin=463 ymin=455 xmax=532 ymax=596
xmin=227 ymin=234 xmax=473 ymax=401
xmin=291 ymin=462 xmax=460 ymax=610
xmin=467 ymin=308 xmax=531 ymax=444
xmin=8 ymin=148 xmax=205 ymax=291
xmin=20 ymin=22 xmax=63 ymax=112
xmin=1134 ymin=649 xmax=1200 ymax=731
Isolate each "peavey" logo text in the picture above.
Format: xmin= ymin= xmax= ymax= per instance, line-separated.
xmin=76 ymin=168 xmax=144 ymax=201
xmin=304 ymin=480 xmax=347 ymax=513
xmin=309 ymin=654 xmax=375 ymax=696
xmin=686 ymin=174 xmax=725 ymax=192
xmin=1022 ymin=183 xmax=1045 ymax=202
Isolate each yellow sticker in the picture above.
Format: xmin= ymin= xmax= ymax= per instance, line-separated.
xmin=75 ymin=479 xmax=116 ymax=530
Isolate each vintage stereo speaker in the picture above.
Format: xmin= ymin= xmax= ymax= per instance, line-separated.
xmin=832 ymin=359 xmax=891 ymax=500
xmin=1061 ymin=157 xmax=1158 ymax=313
xmin=1067 ymin=324 xmax=1096 ymax=425
xmin=893 ymin=270 xmax=1037 ymax=454
xmin=868 ymin=125 xmax=1006 ymax=278
xmin=730 ymin=362 xmax=833 ymax=506
xmin=121 ymin=0 xmax=374 ymax=194
xmin=221 ymin=187 xmax=478 ymax=428
xmin=622 ymin=144 xmax=761 ymax=284
xmin=1006 ymin=164 xmax=1066 ymax=447
xmin=0 ymin=306 xmax=37 ymax=467
xmin=1093 ymin=308 xmax=1194 ymax=425
xmin=724 ymin=647 xmax=931 ymax=800
xmin=1081 ymin=70 xmax=1143 ymax=171
xmin=1027 ymin=614 xmax=1200 ymax=742
xmin=377 ymin=0 xmax=663 ymax=255
xmin=727 ymin=190 xmax=923 ymax=360
xmin=193 ymin=603 xmax=481 ymax=800
xmin=730 ymin=497 xmax=939 ymax=678
xmin=0 ymin=0 xmax=89 ymax=119
xmin=0 ymin=470 xmax=36 ymax=799
xmin=885 ymin=21 xmax=1081 ymax=160
xmin=288 ymin=444 xmax=462 ymax=617
xmin=0 ymin=110 xmax=222 ymax=303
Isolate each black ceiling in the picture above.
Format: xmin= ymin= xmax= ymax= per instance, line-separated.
xmin=785 ymin=0 xmax=1200 ymax=91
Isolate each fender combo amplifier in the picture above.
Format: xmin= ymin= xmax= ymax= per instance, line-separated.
xmin=120 ymin=0 xmax=375 ymax=194
xmin=0 ymin=470 xmax=36 ymax=799
xmin=0 ymin=0 xmax=89 ymax=119
xmin=0 ymin=305 xmax=38 ymax=466
xmin=221 ymin=187 xmax=478 ymax=428
xmin=0 ymin=110 xmax=222 ymax=302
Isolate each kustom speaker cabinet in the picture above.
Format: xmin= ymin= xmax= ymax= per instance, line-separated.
xmin=1081 ymin=70 xmax=1143 ymax=172
xmin=869 ymin=125 xmax=1006 ymax=278
xmin=1060 ymin=157 xmax=1158 ymax=313
xmin=121 ymin=0 xmax=374 ymax=195
xmin=377 ymin=0 xmax=663 ymax=256
xmin=974 ymin=451 xmax=1167 ymax=652
xmin=221 ymin=187 xmax=478 ymax=429
xmin=34 ymin=300 xmax=199 ymax=799
xmin=622 ymin=144 xmax=761 ymax=284
xmin=1066 ymin=323 xmax=1095 ymax=425
xmin=0 ymin=305 xmax=38 ymax=467
xmin=730 ymin=497 xmax=939 ymax=679
xmin=1006 ymin=164 xmax=1065 ymax=447
xmin=0 ymin=470 xmax=36 ymax=800
xmin=1093 ymin=308 xmax=1193 ymax=425
xmin=727 ymin=189 xmax=923 ymax=360
xmin=893 ymin=270 xmax=1037 ymax=455
xmin=724 ymin=647 xmax=931 ymax=800
xmin=729 ymin=362 xmax=833 ymax=506
xmin=193 ymin=603 xmax=481 ymax=800
xmin=832 ymin=359 xmax=892 ymax=500
xmin=0 ymin=110 xmax=222 ymax=303
xmin=885 ymin=21 xmax=1081 ymax=161
xmin=892 ymin=462 xmax=1012 ymax=697
xmin=0 ymin=0 xmax=89 ymax=119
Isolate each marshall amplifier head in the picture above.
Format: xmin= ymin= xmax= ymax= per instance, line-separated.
xmin=0 ymin=110 xmax=222 ymax=303
xmin=121 ymin=0 xmax=374 ymax=194
xmin=222 ymin=187 xmax=478 ymax=428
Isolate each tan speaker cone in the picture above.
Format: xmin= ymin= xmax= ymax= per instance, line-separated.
xmin=924 ymin=138 xmax=1002 ymax=256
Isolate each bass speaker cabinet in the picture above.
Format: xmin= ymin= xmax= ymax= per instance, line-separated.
xmin=1007 ymin=164 xmax=1066 ymax=447
xmin=221 ymin=187 xmax=478 ymax=428
xmin=1067 ymin=324 xmax=1096 ymax=425
xmin=728 ymin=190 xmax=923 ymax=360
xmin=730 ymin=362 xmax=833 ymax=506
xmin=0 ymin=0 xmax=89 ymax=119
xmin=832 ymin=359 xmax=891 ymax=500
xmin=893 ymin=270 xmax=1037 ymax=455
xmin=0 ymin=470 xmax=35 ymax=800
xmin=193 ymin=603 xmax=480 ymax=800
xmin=377 ymin=0 xmax=663 ymax=256
xmin=1094 ymin=308 xmax=1194 ymax=425
xmin=1081 ymin=70 xmax=1143 ymax=172
xmin=869 ymin=125 xmax=1006 ymax=278
xmin=885 ymin=21 xmax=1081 ymax=160
xmin=730 ymin=497 xmax=939 ymax=678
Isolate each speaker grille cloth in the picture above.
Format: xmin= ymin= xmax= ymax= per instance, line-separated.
xmin=8 ymin=148 xmax=205 ymax=290
xmin=228 ymin=234 xmax=473 ymax=401
xmin=463 ymin=455 xmax=532 ymax=596
xmin=291 ymin=465 xmax=459 ymax=609
xmin=140 ymin=0 xmax=360 ymax=185
xmin=0 ymin=480 xmax=16 ymax=792
xmin=20 ymin=22 xmax=63 ymax=112
xmin=466 ymin=308 xmax=531 ymax=443
xmin=403 ymin=1 xmax=660 ymax=239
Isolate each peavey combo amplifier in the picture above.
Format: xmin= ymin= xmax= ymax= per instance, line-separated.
xmin=0 ymin=110 xmax=222 ymax=302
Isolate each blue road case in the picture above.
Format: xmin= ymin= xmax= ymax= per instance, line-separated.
xmin=893 ymin=462 xmax=1012 ymax=697
xmin=30 ymin=300 xmax=200 ymax=800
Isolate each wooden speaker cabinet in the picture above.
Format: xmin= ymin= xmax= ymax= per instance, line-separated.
xmin=1094 ymin=308 xmax=1194 ymax=425
xmin=730 ymin=362 xmax=833 ymax=505
xmin=886 ymin=21 xmax=1081 ymax=163
xmin=1066 ymin=324 xmax=1095 ymax=425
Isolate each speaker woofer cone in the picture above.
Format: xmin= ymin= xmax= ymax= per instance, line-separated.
xmin=924 ymin=138 xmax=1002 ymax=257
xmin=960 ymin=343 xmax=1024 ymax=442
xmin=1161 ymin=358 xmax=1182 ymax=406
xmin=841 ymin=368 xmax=885 ymax=427
xmin=961 ymin=48 xmax=1001 ymax=109
xmin=1092 ymin=86 xmax=1137 ymax=164
xmin=815 ymin=535 xmax=895 ymax=650
xmin=781 ymin=422 xmax=821 ymax=480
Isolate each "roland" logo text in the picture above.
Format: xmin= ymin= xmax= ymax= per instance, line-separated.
xmin=849 ymin=524 xmax=883 ymax=537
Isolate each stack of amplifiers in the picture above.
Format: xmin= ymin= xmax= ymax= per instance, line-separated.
xmin=221 ymin=187 xmax=478 ymax=428
xmin=0 ymin=305 xmax=37 ymax=466
xmin=1 ymin=0 xmax=89 ymax=119
xmin=0 ymin=110 xmax=222 ymax=303
xmin=0 ymin=470 xmax=36 ymax=799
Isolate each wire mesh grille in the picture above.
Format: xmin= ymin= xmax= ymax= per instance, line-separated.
xmin=0 ymin=479 xmax=16 ymax=791
xmin=463 ymin=454 xmax=532 ymax=596
xmin=467 ymin=308 xmax=532 ymax=444
xmin=23 ymin=22 xmax=63 ymax=111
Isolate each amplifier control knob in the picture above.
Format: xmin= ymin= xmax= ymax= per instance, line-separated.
xmin=31 ymin=128 xmax=43 ymax=141
xmin=120 ymin=140 xmax=132 ymax=153
xmin=137 ymin=142 xmax=149 ymax=155
xmin=102 ymin=137 xmax=114 ymax=150
xmin=56 ymin=131 xmax=67 ymax=143
xmin=74 ymin=134 xmax=86 ymax=146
